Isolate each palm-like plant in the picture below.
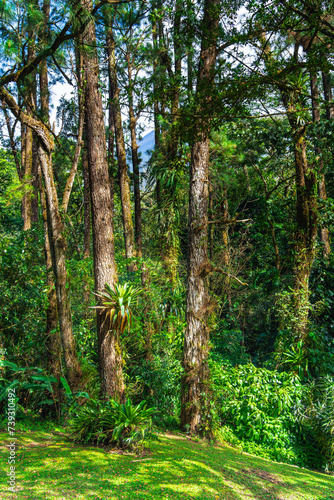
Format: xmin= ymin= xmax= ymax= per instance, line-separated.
xmin=69 ymin=398 xmax=157 ymax=449
xmin=111 ymin=399 xmax=157 ymax=448
xmin=92 ymin=283 xmax=141 ymax=334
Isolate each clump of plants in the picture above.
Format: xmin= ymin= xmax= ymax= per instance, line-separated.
xmin=210 ymin=361 xmax=306 ymax=464
xmin=211 ymin=361 xmax=334 ymax=471
xmin=295 ymin=375 xmax=334 ymax=471
xmin=69 ymin=398 xmax=157 ymax=451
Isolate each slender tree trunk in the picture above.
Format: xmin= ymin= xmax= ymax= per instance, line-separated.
xmin=260 ymin=36 xmax=318 ymax=341
xmin=127 ymin=55 xmax=143 ymax=258
xmin=290 ymin=127 xmax=317 ymax=340
xmin=310 ymin=74 xmax=330 ymax=258
xmin=74 ymin=41 xmax=91 ymax=260
xmin=31 ymin=135 xmax=39 ymax=224
xmin=23 ymin=7 xmax=38 ymax=231
xmin=20 ymin=103 xmax=27 ymax=221
xmin=39 ymin=168 xmax=61 ymax=386
xmin=221 ymin=186 xmax=232 ymax=309
xmin=107 ymin=70 xmax=115 ymax=221
xmin=39 ymin=144 xmax=83 ymax=391
xmin=61 ymin=111 xmax=84 ymax=213
xmin=181 ymin=0 xmax=220 ymax=434
xmin=322 ymin=72 xmax=334 ymax=120
xmin=81 ymin=0 xmax=124 ymax=400
xmin=152 ymin=15 xmax=160 ymax=150
xmin=82 ymin=146 xmax=91 ymax=259
xmin=106 ymin=24 xmax=136 ymax=266
xmin=23 ymin=118 xmax=33 ymax=231
xmin=155 ymin=0 xmax=182 ymax=289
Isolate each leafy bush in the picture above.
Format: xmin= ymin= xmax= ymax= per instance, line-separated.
xmin=70 ymin=399 xmax=157 ymax=451
xmin=0 ymin=359 xmax=89 ymax=420
xmin=211 ymin=361 xmax=304 ymax=463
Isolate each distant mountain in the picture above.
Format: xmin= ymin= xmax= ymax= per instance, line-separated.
xmin=138 ymin=130 xmax=154 ymax=171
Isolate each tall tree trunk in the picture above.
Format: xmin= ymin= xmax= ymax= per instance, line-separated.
xmin=82 ymin=146 xmax=91 ymax=259
xmin=20 ymin=121 xmax=26 ymax=222
xmin=106 ymin=23 xmax=136 ymax=266
xmin=81 ymin=1 xmax=123 ymax=400
xmin=127 ymin=54 xmax=143 ymax=258
xmin=221 ymin=186 xmax=232 ymax=309
xmin=260 ymin=36 xmax=318 ymax=341
xmin=152 ymin=14 xmax=160 ymax=150
xmin=322 ymin=72 xmax=334 ymax=120
xmin=37 ymin=0 xmax=62 ymax=389
xmin=291 ymin=126 xmax=317 ymax=340
xmin=39 ymin=144 xmax=83 ymax=391
xmin=310 ymin=74 xmax=330 ymax=258
xmin=39 ymin=168 xmax=61 ymax=387
xmin=155 ymin=0 xmax=182 ymax=289
xmin=23 ymin=115 xmax=33 ymax=231
xmin=23 ymin=4 xmax=38 ymax=231
xmin=181 ymin=0 xmax=220 ymax=434
xmin=74 ymin=41 xmax=91 ymax=260
xmin=107 ymin=68 xmax=115 ymax=221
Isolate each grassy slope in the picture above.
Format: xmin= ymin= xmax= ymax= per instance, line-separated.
xmin=0 ymin=429 xmax=334 ymax=500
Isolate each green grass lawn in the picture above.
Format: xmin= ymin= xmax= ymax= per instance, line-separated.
xmin=1 ymin=428 xmax=334 ymax=499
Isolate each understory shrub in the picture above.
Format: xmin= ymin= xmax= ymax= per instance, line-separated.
xmin=69 ymin=399 xmax=157 ymax=451
xmin=295 ymin=376 xmax=334 ymax=471
xmin=210 ymin=361 xmax=320 ymax=467
xmin=0 ymin=359 xmax=90 ymax=420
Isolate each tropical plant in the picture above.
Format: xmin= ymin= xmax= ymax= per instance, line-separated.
xmin=210 ymin=362 xmax=304 ymax=462
xmin=93 ymin=283 xmax=141 ymax=334
xmin=281 ymin=340 xmax=310 ymax=380
xmin=70 ymin=399 xmax=115 ymax=444
xmin=70 ymin=398 xmax=157 ymax=450
xmin=0 ymin=359 xmax=88 ymax=420
xmin=111 ymin=399 xmax=157 ymax=448
xmin=295 ymin=376 xmax=334 ymax=471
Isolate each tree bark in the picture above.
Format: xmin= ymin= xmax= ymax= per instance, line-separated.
xmin=81 ymin=0 xmax=123 ymax=400
xmin=82 ymin=146 xmax=91 ymax=259
xmin=181 ymin=0 xmax=220 ymax=434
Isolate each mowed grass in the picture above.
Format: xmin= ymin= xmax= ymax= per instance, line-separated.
xmin=0 ymin=429 xmax=334 ymax=500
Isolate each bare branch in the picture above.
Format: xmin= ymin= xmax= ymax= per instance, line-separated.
xmin=214 ymin=268 xmax=248 ymax=286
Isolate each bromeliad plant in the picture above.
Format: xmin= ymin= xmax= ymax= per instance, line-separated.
xmin=70 ymin=398 xmax=157 ymax=451
xmin=92 ymin=283 xmax=141 ymax=334
xmin=111 ymin=399 xmax=157 ymax=449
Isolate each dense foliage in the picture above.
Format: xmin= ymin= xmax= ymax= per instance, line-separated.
xmin=1 ymin=0 xmax=334 ymax=479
